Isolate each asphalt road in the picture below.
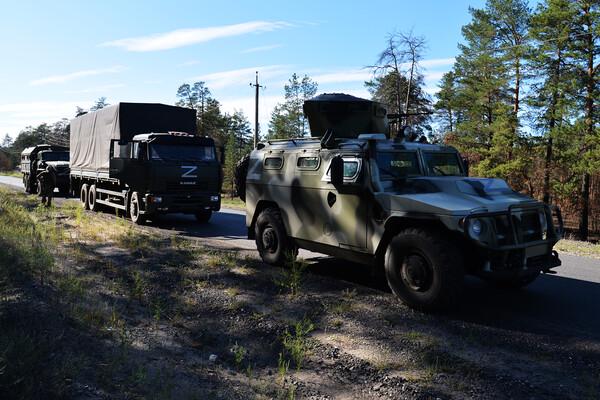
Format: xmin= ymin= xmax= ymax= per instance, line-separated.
xmin=1 ymin=173 xmax=599 ymax=340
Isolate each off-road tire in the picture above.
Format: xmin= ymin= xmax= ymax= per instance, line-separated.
xmin=129 ymin=191 xmax=146 ymax=225
xmin=255 ymin=207 xmax=297 ymax=265
xmin=385 ymin=227 xmax=464 ymax=312
xmin=88 ymin=184 xmax=100 ymax=212
xmin=35 ymin=179 xmax=43 ymax=196
xmin=80 ymin=184 xmax=89 ymax=210
xmin=195 ymin=210 xmax=212 ymax=223
xmin=234 ymin=154 xmax=250 ymax=202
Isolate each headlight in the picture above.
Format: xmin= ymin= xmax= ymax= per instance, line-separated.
xmin=468 ymin=219 xmax=483 ymax=239
xmin=148 ymin=196 xmax=162 ymax=203
xmin=210 ymin=195 xmax=220 ymax=202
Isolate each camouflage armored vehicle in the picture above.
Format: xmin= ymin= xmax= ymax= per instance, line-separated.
xmin=241 ymin=93 xmax=563 ymax=311
xmin=20 ymin=144 xmax=70 ymax=195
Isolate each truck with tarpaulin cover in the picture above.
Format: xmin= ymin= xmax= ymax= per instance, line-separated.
xmin=70 ymin=102 xmax=223 ymax=224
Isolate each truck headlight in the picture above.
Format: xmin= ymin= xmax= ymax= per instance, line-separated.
xmin=468 ymin=219 xmax=483 ymax=239
xmin=210 ymin=195 xmax=220 ymax=202
xmin=148 ymin=196 xmax=162 ymax=203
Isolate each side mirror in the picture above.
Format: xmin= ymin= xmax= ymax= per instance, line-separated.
xmin=219 ymin=146 xmax=225 ymax=165
xmin=462 ymin=157 xmax=470 ymax=176
xmin=330 ymin=156 xmax=344 ymax=187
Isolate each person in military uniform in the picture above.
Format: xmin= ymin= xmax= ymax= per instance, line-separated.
xmin=37 ymin=162 xmax=56 ymax=207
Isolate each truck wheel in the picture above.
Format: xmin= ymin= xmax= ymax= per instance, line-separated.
xmin=255 ymin=207 xmax=297 ymax=265
xmin=129 ymin=192 xmax=146 ymax=225
xmin=195 ymin=210 xmax=212 ymax=223
xmin=88 ymin=185 xmax=100 ymax=212
xmin=23 ymin=175 xmax=30 ymax=193
xmin=80 ymin=184 xmax=89 ymax=210
xmin=384 ymin=228 xmax=463 ymax=312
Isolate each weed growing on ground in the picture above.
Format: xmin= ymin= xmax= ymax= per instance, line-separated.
xmin=281 ymin=317 xmax=314 ymax=370
xmin=274 ymin=258 xmax=308 ymax=297
xmin=231 ymin=342 xmax=247 ymax=370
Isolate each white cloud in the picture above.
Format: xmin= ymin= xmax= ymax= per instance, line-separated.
xmin=311 ymin=69 xmax=374 ymax=84
xmin=418 ymin=57 xmax=455 ymax=68
xmin=241 ymin=44 xmax=283 ymax=54
xmin=29 ymin=66 xmax=126 ymax=86
xmin=0 ymin=101 xmax=92 ymax=135
xmin=193 ymin=65 xmax=291 ymax=89
xmin=65 ymin=83 xmax=125 ymax=94
xmin=102 ymin=21 xmax=292 ymax=52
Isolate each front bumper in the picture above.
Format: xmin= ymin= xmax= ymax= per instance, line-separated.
xmin=143 ymin=193 xmax=221 ymax=214
xmin=464 ymin=204 xmax=563 ymax=276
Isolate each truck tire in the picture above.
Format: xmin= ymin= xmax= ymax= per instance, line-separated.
xmin=80 ymin=184 xmax=89 ymax=210
xmin=195 ymin=210 xmax=212 ymax=223
xmin=129 ymin=191 xmax=146 ymax=225
xmin=88 ymin=185 xmax=100 ymax=212
xmin=384 ymin=228 xmax=463 ymax=312
xmin=234 ymin=154 xmax=250 ymax=202
xmin=255 ymin=207 xmax=297 ymax=265
xmin=23 ymin=175 xmax=30 ymax=193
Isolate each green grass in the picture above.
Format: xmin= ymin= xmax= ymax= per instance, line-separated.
xmin=556 ymin=239 xmax=600 ymax=259
xmin=220 ymin=196 xmax=246 ymax=210
xmin=281 ymin=317 xmax=314 ymax=371
xmin=0 ymin=170 xmax=21 ymax=178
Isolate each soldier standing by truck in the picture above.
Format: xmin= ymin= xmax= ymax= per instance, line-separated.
xmin=36 ymin=161 xmax=56 ymax=207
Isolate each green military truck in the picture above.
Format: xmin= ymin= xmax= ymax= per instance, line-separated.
xmin=20 ymin=144 xmax=70 ymax=195
xmin=70 ymin=102 xmax=223 ymax=224
xmin=241 ymin=93 xmax=563 ymax=311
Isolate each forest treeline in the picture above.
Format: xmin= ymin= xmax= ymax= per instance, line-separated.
xmin=0 ymin=0 xmax=597 ymax=239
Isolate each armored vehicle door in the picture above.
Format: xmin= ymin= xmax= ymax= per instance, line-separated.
xmin=288 ymin=151 xmax=368 ymax=251
xmin=109 ymin=140 xmax=147 ymax=187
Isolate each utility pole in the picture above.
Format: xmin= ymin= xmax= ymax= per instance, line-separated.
xmin=249 ymin=71 xmax=265 ymax=148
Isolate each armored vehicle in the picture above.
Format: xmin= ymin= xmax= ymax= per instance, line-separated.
xmin=70 ymin=103 xmax=223 ymax=224
xmin=20 ymin=144 xmax=70 ymax=195
xmin=242 ymin=93 xmax=562 ymax=311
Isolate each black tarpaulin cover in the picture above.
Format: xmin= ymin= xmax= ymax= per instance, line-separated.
xmin=70 ymin=103 xmax=196 ymax=172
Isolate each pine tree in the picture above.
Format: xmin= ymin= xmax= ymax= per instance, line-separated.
xmin=267 ymin=74 xmax=318 ymax=139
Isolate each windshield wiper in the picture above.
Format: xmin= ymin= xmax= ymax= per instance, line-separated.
xmin=432 ymin=166 xmax=449 ymax=176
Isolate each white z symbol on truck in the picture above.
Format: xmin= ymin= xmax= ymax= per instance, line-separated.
xmin=181 ymin=166 xmax=198 ymax=179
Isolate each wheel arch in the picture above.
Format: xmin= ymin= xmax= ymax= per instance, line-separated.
xmin=375 ymin=216 xmax=462 ymax=265
xmin=248 ymin=200 xmax=280 ymax=240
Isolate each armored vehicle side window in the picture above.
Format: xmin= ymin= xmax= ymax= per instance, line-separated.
xmin=423 ymin=152 xmax=463 ymax=176
xmin=297 ymin=156 xmax=320 ymax=170
xmin=343 ymin=160 xmax=359 ymax=178
xmin=376 ymin=151 xmax=420 ymax=178
xmin=264 ymin=157 xmax=283 ymax=170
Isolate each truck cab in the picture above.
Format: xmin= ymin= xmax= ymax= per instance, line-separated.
xmin=20 ymin=144 xmax=70 ymax=194
xmin=109 ymin=132 xmax=222 ymax=222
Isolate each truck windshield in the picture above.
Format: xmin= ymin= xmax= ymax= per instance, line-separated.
xmin=150 ymin=144 xmax=216 ymax=162
xmin=376 ymin=151 xmax=421 ymax=179
xmin=41 ymin=152 xmax=69 ymax=161
xmin=423 ymin=152 xmax=463 ymax=176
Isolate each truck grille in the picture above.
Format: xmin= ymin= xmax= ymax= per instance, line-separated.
xmin=166 ymin=182 xmax=209 ymax=192
xmin=512 ymin=210 xmax=543 ymax=243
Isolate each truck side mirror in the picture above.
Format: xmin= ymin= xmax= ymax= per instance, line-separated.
xmin=219 ymin=146 xmax=225 ymax=165
xmin=330 ymin=156 xmax=344 ymax=187
xmin=462 ymin=157 xmax=469 ymax=176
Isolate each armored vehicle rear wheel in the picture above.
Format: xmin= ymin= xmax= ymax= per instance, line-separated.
xmin=385 ymin=228 xmax=463 ymax=312
xmin=80 ymin=184 xmax=89 ymax=210
xmin=195 ymin=210 xmax=212 ymax=223
xmin=129 ymin=191 xmax=146 ymax=225
xmin=255 ymin=207 xmax=297 ymax=265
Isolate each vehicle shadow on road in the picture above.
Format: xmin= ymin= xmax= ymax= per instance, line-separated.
xmin=302 ymin=256 xmax=600 ymax=341
xmin=149 ymin=210 xmax=248 ymax=240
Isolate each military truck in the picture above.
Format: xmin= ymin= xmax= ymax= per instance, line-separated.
xmin=20 ymin=144 xmax=70 ymax=195
xmin=240 ymin=93 xmax=563 ymax=311
xmin=70 ymin=103 xmax=223 ymax=224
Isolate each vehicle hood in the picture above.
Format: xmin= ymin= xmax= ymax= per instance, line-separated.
xmin=377 ymin=176 xmax=538 ymax=216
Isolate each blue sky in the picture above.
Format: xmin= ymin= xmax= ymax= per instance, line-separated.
xmin=0 ymin=0 xmax=487 ymax=137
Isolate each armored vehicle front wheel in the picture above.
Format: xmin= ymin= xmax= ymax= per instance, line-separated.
xmin=129 ymin=191 xmax=146 ymax=225
xmin=255 ymin=207 xmax=297 ymax=265
xmin=195 ymin=210 xmax=212 ymax=223
xmin=80 ymin=184 xmax=89 ymax=210
xmin=385 ymin=228 xmax=463 ymax=312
